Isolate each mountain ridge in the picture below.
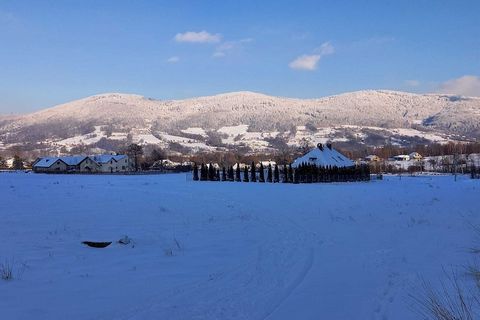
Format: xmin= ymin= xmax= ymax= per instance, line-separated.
xmin=1 ymin=90 xmax=479 ymax=155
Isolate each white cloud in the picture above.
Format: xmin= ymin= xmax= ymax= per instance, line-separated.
xmin=405 ymin=80 xmax=420 ymax=87
xmin=289 ymin=54 xmax=321 ymax=71
xmin=174 ymin=31 xmax=221 ymax=43
xmin=213 ymin=38 xmax=253 ymax=58
xmin=289 ymin=41 xmax=334 ymax=71
xmin=436 ymin=75 xmax=480 ymax=97
xmin=167 ymin=56 xmax=180 ymax=63
xmin=315 ymin=42 xmax=335 ymax=55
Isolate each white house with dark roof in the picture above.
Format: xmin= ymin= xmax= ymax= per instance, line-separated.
xmin=33 ymin=155 xmax=130 ymax=173
xmin=292 ymin=143 xmax=355 ymax=168
xmin=92 ymin=155 xmax=130 ymax=173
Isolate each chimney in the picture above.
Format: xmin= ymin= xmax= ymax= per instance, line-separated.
xmin=317 ymin=143 xmax=324 ymax=151
xmin=327 ymin=143 xmax=332 ymax=150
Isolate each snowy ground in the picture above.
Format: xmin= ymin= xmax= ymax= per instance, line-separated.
xmin=1 ymin=173 xmax=479 ymax=319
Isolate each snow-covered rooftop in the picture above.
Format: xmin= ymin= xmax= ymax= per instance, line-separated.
xmin=292 ymin=144 xmax=354 ymax=168
xmin=34 ymin=155 xmax=127 ymax=168
xmin=34 ymin=156 xmax=88 ymax=168
xmin=92 ymin=154 xmax=127 ymax=164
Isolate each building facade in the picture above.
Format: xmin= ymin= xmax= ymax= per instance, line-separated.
xmin=33 ymin=155 xmax=131 ymax=173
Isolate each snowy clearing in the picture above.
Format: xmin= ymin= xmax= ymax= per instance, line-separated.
xmin=1 ymin=173 xmax=479 ymax=319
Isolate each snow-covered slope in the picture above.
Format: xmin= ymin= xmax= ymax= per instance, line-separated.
xmin=1 ymin=90 xmax=479 ymax=154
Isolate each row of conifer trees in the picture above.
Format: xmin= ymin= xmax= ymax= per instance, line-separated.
xmin=192 ymin=162 xmax=370 ymax=183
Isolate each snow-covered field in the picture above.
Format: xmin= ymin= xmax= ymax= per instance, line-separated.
xmin=1 ymin=173 xmax=479 ymax=319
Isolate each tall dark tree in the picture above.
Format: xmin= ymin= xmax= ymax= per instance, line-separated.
xmin=250 ymin=162 xmax=257 ymax=182
xmin=193 ymin=164 xmax=199 ymax=181
xmin=293 ymin=168 xmax=299 ymax=184
xmin=221 ymin=167 xmax=227 ymax=181
xmin=282 ymin=164 xmax=288 ymax=183
xmin=267 ymin=164 xmax=273 ymax=183
xmin=208 ymin=164 xmax=216 ymax=181
xmin=126 ymin=143 xmax=143 ymax=171
xmin=215 ymin=169 xmax=220 ymax=181
xmin=235 ymin=164 xmax=241 ymax=182
xmin=259 ymin=163 xmax=265 ymax=182
xmin=243 ymin=166 xmax=249 ymax=182
xmin=288 ymin=164 xmax=294 ymax=182
xmin=273 ymin=164 xmax=280 ymax=183
xmin=12 ymin=155 xmax=24 ymax=170
xmin=228 ymin=166 xmax=234 ymax=181
xmin=200 ymin=163 xmax=207 ymax=181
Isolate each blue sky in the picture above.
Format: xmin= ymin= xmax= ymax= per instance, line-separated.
xmin=1 ymin=0 xmax=479 ymax=113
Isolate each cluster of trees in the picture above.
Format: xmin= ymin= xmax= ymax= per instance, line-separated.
xmin=0 ymin=155 xmax=25 ymax=170
xmin=193 ymin=162 xmax=370 ymax=183
xmin=121 ymin=144 xmax=168 ymax=171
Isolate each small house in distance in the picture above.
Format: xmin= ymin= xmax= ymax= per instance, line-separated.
xmin=365 ymin=155 xmax=381 ymax=162
xmin=33 ymin=154 xmax=130 ymax=173
xmin=292 ymin=143 xmax=355 ymax=168
xmin=92 ymin=155 xmax=130 ymax=173
xmin=33 ymin=156 xmax=98 ymax=173
xmin=393 ymin=155 xmax=410 ymax=161
xmin=409 ymin=152 xmax=422 ymax=160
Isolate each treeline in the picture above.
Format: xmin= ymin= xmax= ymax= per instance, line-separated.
xmin=192 ymin=162 xmax=370 ymax=183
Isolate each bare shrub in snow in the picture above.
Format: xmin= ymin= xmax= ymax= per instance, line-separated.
xmin=164 ymin=248 xmax=174 ymax=257
xmin=0 ymin=260 xmax=13 ymax=280
xmin=412 ymin=271 xmax=477 ymax=320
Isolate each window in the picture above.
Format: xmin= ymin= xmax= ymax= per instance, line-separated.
xmin=309 ymin=157 xmax=317 ymax=161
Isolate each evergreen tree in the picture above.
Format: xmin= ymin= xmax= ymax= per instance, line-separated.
xmin=215 ymin=169 xmax=220 ymax=181
xmin=243 ymin=166 xmax=249 ymax=182
xmin=267 ymin=164 xmax=273 ymax=182
xmin=193 ymin=164 xmax=199 ymax=181
xmin=221 ymin=167 xmax=227 ymax=181
xmin=235 ymin=164 xmax=241 ymax=181
xmin=273 ymin=164 xmax=280 ymax=183
xmin=293 ymin=168 xmax=299 ymax=184
xmin=200 ymin=163 xmax=206 ymax=181
xmin=250 ymin=162 xmax=256 ymax=182
xmin=228 ymin=166 xmax=234 ymax=181
xmin=208 ymin=164 xmax=215 ymax=181
xmin=288 ymin=164 xmax=294 ymax=182
xmin=282 ymin=164 xmax=288 ymax=183
xmin=259 ymin=163 xmax=265 ymax=182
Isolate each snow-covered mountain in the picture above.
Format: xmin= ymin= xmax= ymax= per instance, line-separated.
xmin=1 ymin=90 xmax=479 ymax=155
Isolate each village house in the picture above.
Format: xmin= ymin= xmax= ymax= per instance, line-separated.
xmin=392 ymin=155 xmax=410 ymax=161
xmin=150 ymin=159 xmax=193 ymax=172
xmin=409 ymin=152 xmax=423 ymax=160
xmin=92 ymin=155 xmax=131 ymax=173
xmin=33 ymin=155 xmax=130 ymax=173
xmin=365 ymin=155 xmax=381 ymax=162
xmin=292 ymin=143 xmax=355 ymax=168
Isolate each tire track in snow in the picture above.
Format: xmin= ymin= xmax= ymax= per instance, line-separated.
xmin=262 ymin=247 xmax=315 ymax=320
xmin=112 ymin=212 xmax=318 ymax=320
